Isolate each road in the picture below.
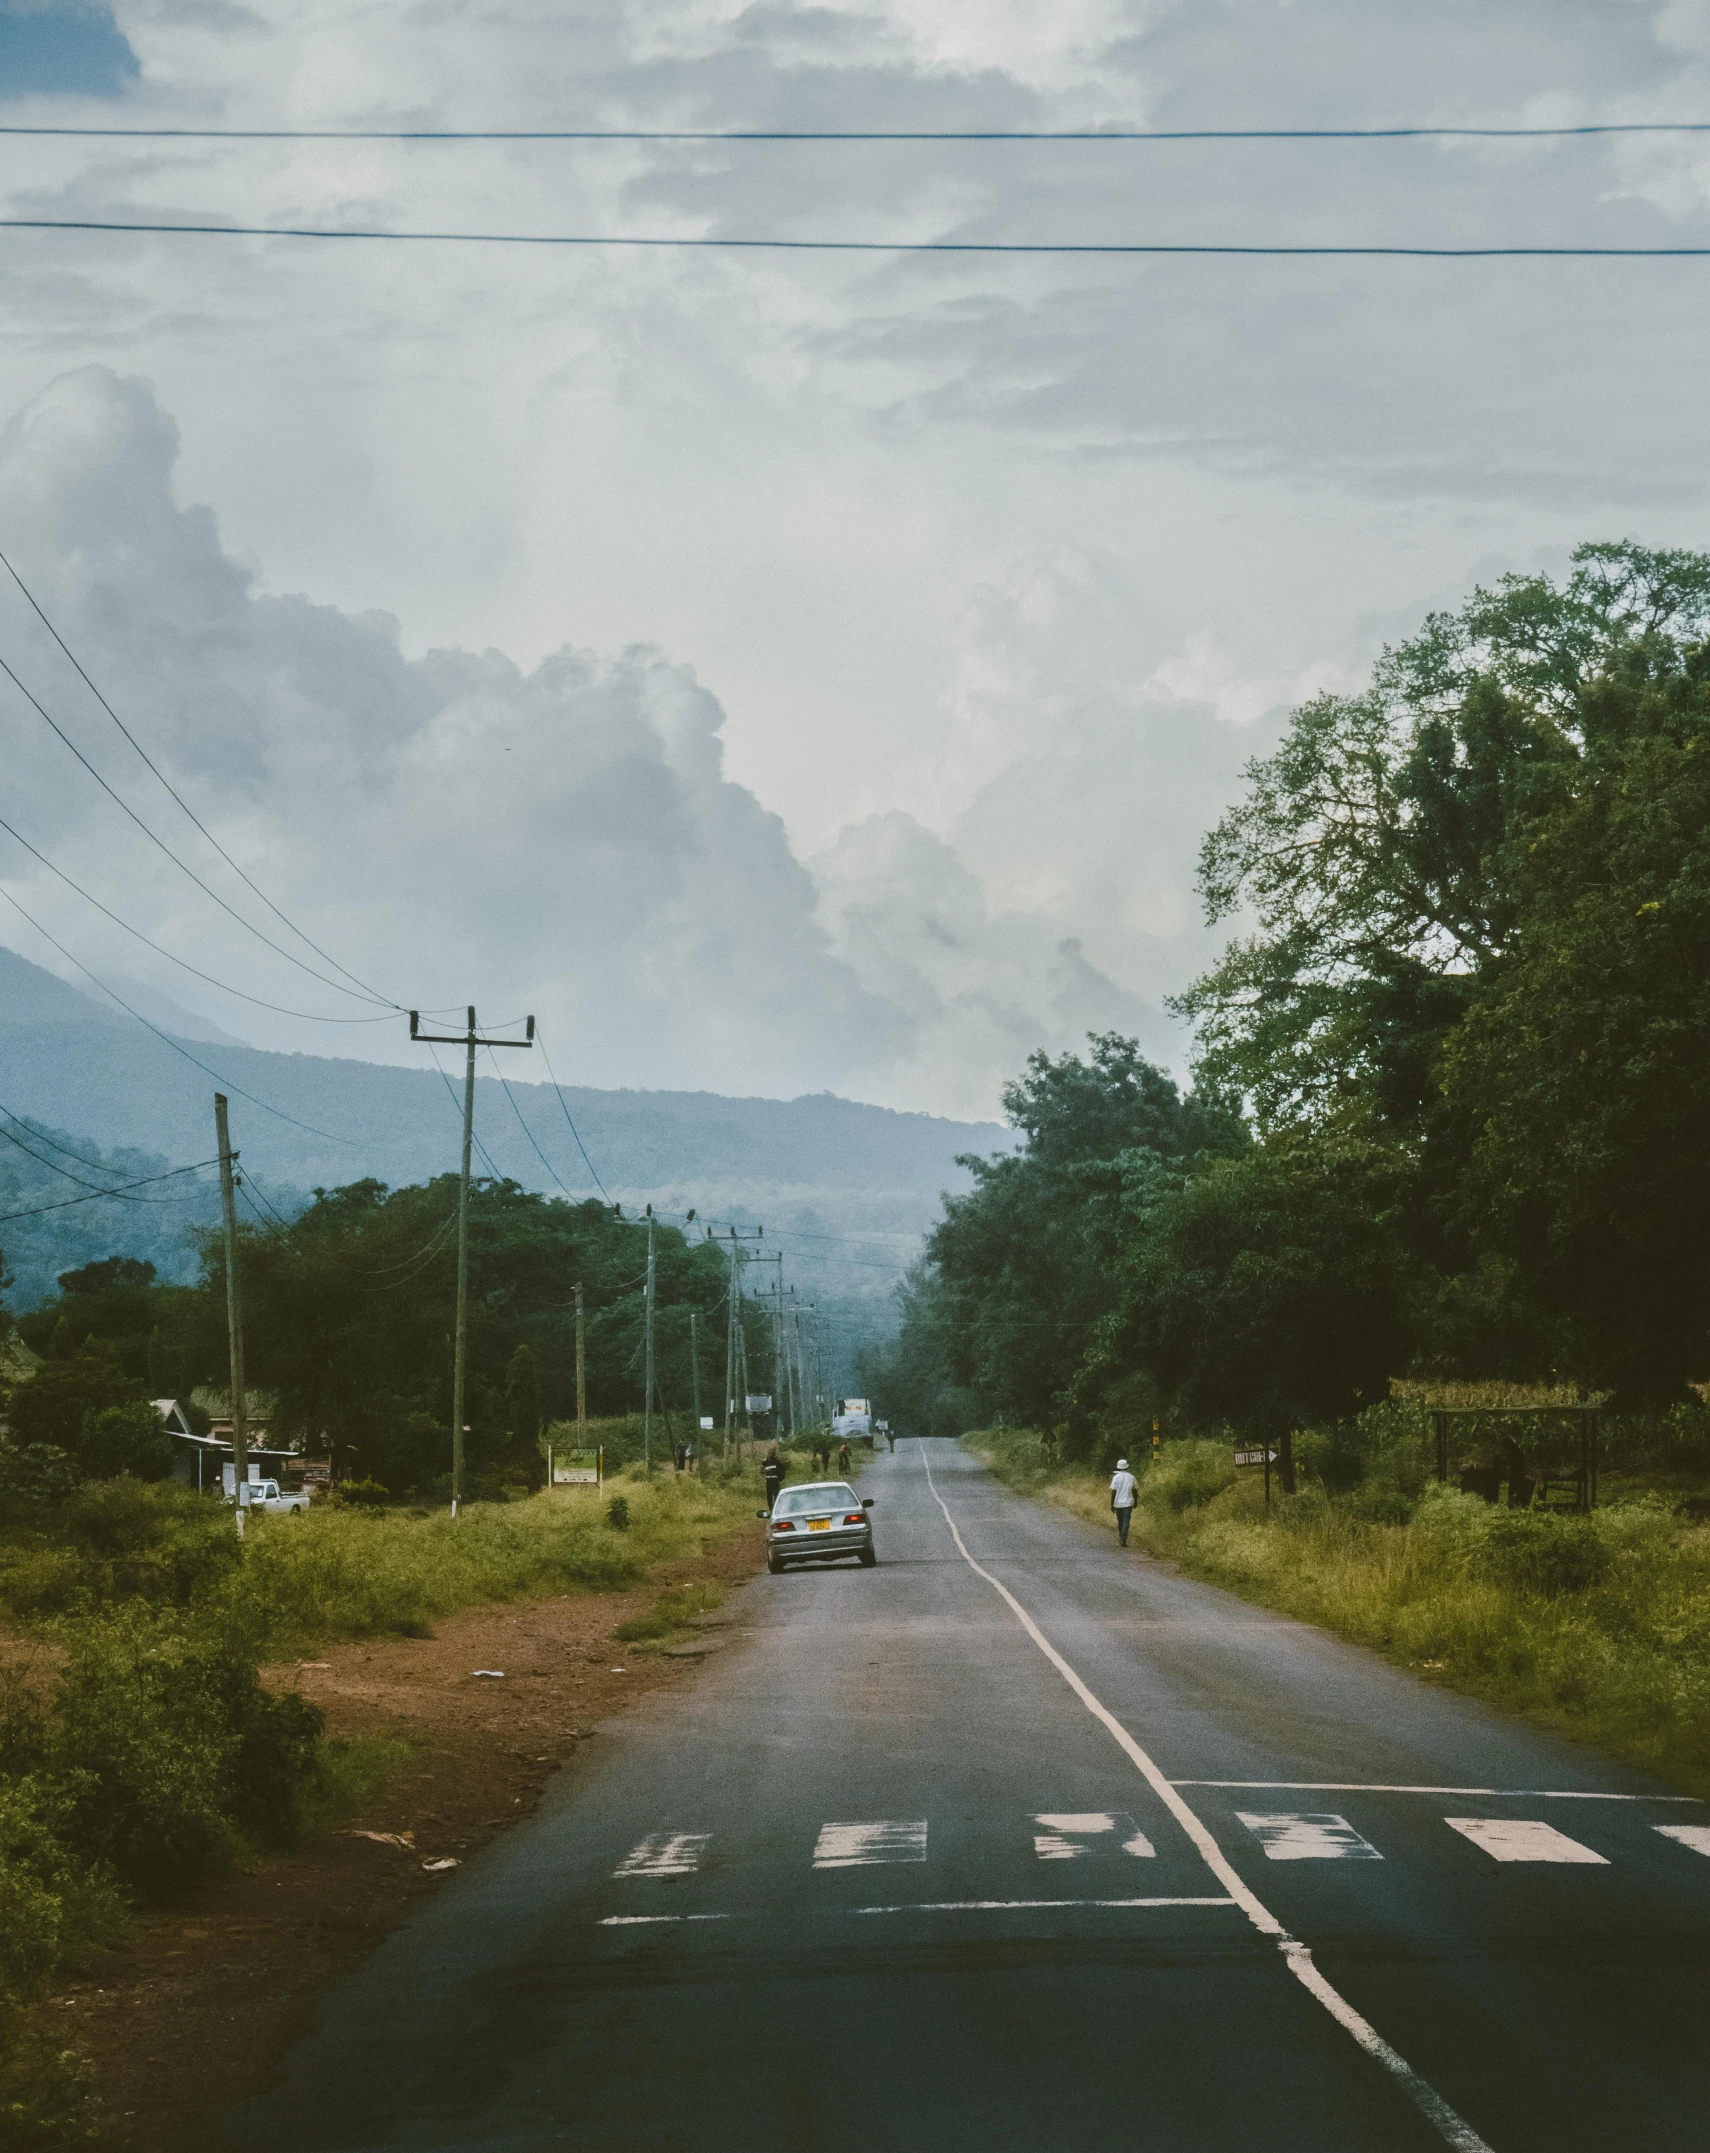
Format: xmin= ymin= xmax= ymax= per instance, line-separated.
xmin=213 ymin=1440 xmax=1710 ymax=2153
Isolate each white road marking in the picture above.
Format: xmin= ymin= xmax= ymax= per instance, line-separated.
xmin=614 ymin=1832 xmax=711 ymax=1878
xmin=599 ymin=1913 xmax=733 ymax=1926
xmin=813 ymin=1819 xmax=928 ymax=1868
xmin=1176 ymin=1780 xmax=1701 ymax=1802
xmin=1656 ymin=1824 xmax=1710 ymax=1858
xmin=922 ymin=1450 xmax=1493 ymax=2153
xmin=1033 ymin=1810 xmax=1155 ymax=1859
xmin=1237 ymin=1812 xmax=1384 ymax=1862
xmin=854 ymin=1896 xmax=1234 ymax=1914
xmin=1445 ymin=1817 xmax=1607 ymax=1864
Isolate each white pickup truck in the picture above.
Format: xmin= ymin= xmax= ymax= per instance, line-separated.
xmin=222 ymin=1474 xmax=311 ymax=1515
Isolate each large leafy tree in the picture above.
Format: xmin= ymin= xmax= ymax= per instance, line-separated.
xmin=1176 ymin=541 xmax=1710 ymax=1396
xmin=924 ymin=1035 xmax=1245 ymax=1432
xmin=1115 ymin=1137 xmax=1411 ymax=1490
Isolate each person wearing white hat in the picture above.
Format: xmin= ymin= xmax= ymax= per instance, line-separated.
xmin=1109 ymin=1457 xmax=1139 ymax=1546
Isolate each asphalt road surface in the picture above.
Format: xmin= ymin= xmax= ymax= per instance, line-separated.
xmin=214 ymin=1440 xmax=1710 ymax=2153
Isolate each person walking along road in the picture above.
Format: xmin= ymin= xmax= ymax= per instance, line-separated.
xmin=1109 ymin=1457 xmax=1138 ymax=1547
xmin=762 ymin=1448 xmax=785 ymax=1512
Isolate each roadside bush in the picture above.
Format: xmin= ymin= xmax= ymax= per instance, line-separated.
xmin=75 ymin=1404 xmax=173 ymax=1484
xmin=605 ymin=1496 xmax=631 ymax=1532
xmin=41 ymin=1604 xmax=323 ymax=1894
xmin=0 ymin=1444 xmax=80 ymax=1522
xmin=1140 ymin=1440 xmax=1237 ymax=1514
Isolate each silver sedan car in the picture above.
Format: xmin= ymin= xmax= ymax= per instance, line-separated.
xmin=764 ymin=1481 xmax=876 ymax=1573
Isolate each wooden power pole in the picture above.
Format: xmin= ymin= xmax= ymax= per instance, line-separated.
xmin=410 ymin=1007 xmax=534 ymax=1514
xmin=213 ymin=1093 xmax=250 ymax=1535
xmin=643 ymin=1206 xmax=656 ymax=1472
xmin=575 ymin=1280 xmax=586 ymax=1432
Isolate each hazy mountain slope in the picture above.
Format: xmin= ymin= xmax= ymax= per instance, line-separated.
xmin=0 ymin=949 xmax=1011 ymax=1306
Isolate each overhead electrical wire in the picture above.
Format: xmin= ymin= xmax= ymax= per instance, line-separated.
xmin=424 ymin=1042 xmax=504 ymax=1181
xmin=5 ymin=218 xmax=1709 ymax=257
xmin=0 ymin=547 xmax=405 ymax=1013
xmin=485 ymin=1045 xmax=574 ymax=1199
xmin=0 ymin=644 xmax=392 ymax=1007
xmin=0 ymin=1100 xmax=157 ymax=1183
xmin=0 ymin=1157 xmax=219 ymax=1224
xmin=0 ymin=1111 xmax=200 ymax=1203
xmin=0 ymin=880 xmax=365 ymax=1148
xmin=4 ymin=121 xmax=1710 ymax=142
xmin=534 ymin=1029 xmax=612 ymax=1199
xmin=0 ymin=811 xmax=398 ymax=1024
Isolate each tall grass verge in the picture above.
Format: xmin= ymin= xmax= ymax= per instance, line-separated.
xmin=966 ymin=1427 xmax=1710 ymax=1800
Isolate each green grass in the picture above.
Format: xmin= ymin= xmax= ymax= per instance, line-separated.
xmin=614 ymin=1580 xmax=727 ymax=1646
xmin=966 ymin=1428 xmax=1710 ymax=1800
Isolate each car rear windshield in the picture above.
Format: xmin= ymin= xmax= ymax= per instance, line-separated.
xmin=775 ymin=1484 xmax=858 ymax=1517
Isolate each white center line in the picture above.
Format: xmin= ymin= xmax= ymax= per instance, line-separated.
xmin=921 ymin=1449 xmax=1493 ymax=2153
xmin=813 ymin=1819 xmax=928 ymax=1868
xmin=1445 ymin=1817 xmax=1607 ymax=1865
xmin=1656 ymin=1824 xmax=1710 ymax=1858
xmin=854 ymin=1896 xmax=1235 ymax=1914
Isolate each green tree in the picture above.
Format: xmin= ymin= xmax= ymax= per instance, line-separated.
xmin=925 ymin=1035 xmax=1245 ymax=1434
xmin=78 ymin=1401 xmax=176 ymax=1482
xmin=1176 ymin=541 xmax=1710 ymax=1396
xmin=1117 ymin=1137 xmax=1411 ymax=1491
xmin=504 ymin=1343 xmax=542 ymax=1466
xmin=6 ymin=1350 xmax=145 ymax=1456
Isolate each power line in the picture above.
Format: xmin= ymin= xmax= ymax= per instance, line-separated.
xmin=425 ymin=1042 xmax=504 ymax=1182
xmin=0 ymin=1101 xmax=155 ymax=1183
xmin=486 ymin=1044 xmax=574 ymax=1197
xmin=0 ymin=810 xmax=399 ymax=1023
xmin=0 ymin=880 xmax=366 ymax=1148
xmin=0 ymin=547 xmax=403 ymax=1012
xmin=0 ymin=1157 xmax=219 ymax=1224
xmin=0 ymin=1111 xmax=196 ymax=1204
xmin=0 ymin=642 xmax=391 ymax=1007
xmin=7 ymin=217 xmax=1710 ymax=257
xmin=534 ymin=1029 xmax=611 ymax=1199
xmin=4 ymin=122 xmax=1709 ymax=142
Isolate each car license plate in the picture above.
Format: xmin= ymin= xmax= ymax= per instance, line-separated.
xmin=808 ymin=1519 xmax=831 ymax=1532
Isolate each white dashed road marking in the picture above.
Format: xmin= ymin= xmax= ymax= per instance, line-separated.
xmin=599 ymin=1913 xmax=732 ymax=1926
xmin=921 ymin=1449 xmax=1493 ymax=2153
xmin=1656 ymin=1824 xmax=1710 ymax=1858
xmin=1444 ymin=1818 xmax=1608 ymax=1864
xmin=1237 ymin=1812 xmax=1384 ymax=1862
xmin=614 ymin=1832 xmax=711 ymax=1878
xmin=813 ymin=1820 xmax=928 ymax=1869
xmin=1033 ymin=1811 xmax=1156 ymax=1859
xmin=1175 ymin=1780 xmax=1701 ymax=1802
xmin=854 ymin=1896 xmax=1234 ymax=1915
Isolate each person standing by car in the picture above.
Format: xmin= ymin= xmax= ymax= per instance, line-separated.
xmin=762 ymin=1448 xmax=785 ymax=1512
xmin=837 ymin=1439 xmax=852 ymax=1475
xmin=1109 ymin=1457 xmax=1139 ymax=1547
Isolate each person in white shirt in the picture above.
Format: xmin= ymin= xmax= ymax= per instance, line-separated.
xmin=1109 ymin=1458 xmax=1139 ymax=1547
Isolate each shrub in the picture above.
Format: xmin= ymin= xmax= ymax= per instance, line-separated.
xmin=1141 ymin=1441 xmax=1238 ymax=1514
xmin=605 ymin=1496 xmax=631 ymax=1532
xmin=0 ymin=1445 xmax=80 ymax=1521
xmin=76 ymin=1404 xmax=174 ymax=1484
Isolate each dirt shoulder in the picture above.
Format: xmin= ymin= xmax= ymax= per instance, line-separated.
xmin=36 ymin=1518 xmax=766 ymax=2151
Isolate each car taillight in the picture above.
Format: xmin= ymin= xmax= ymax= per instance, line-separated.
xmin=772 ymin=1519 xmax=795 ymax=1532
xmin=843 ymin=1512 xmax=865 ymax=1526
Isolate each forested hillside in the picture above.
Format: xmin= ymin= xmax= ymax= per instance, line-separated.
xmin=873 ymin=543 xmax=1710 ymax=1473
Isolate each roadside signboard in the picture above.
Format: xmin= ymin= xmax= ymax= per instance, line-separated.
xmin=699 ymin=1415 xmax=715 ymax=1431
xmin=1234 ymin=1448 xmax=1277 ymax=1468
xmin=745 ymin=1394 xmax=773 ymax=1414
xmin=551 ymin=1447 xmax=603 ymax=1486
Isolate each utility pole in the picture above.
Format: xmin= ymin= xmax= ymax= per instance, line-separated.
xmin=213 ymin=1094 xmax=250 ymax=1537
xmin=717 ymin=1225 xmax=764 ymax=1460
xmin=410 ymin=1007 xmax=533 ymax=1514
xmin=644 ymin=1206 xmax=656 ymax=1472
xmin=575 ymin=1281 xmax=586 ymax=1432
xmin=690 ymin=1309 xmax=702 ymax=1433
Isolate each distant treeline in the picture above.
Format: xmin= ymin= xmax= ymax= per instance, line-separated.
xmin=0 ymin=1180 xmax=769 ymax=1499
xmin=869 ymin=543 xmax=1710 ymax=1482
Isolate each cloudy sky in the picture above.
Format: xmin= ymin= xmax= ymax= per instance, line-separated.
xmin=2 ymin=0 xmax=1709 ymax=1118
